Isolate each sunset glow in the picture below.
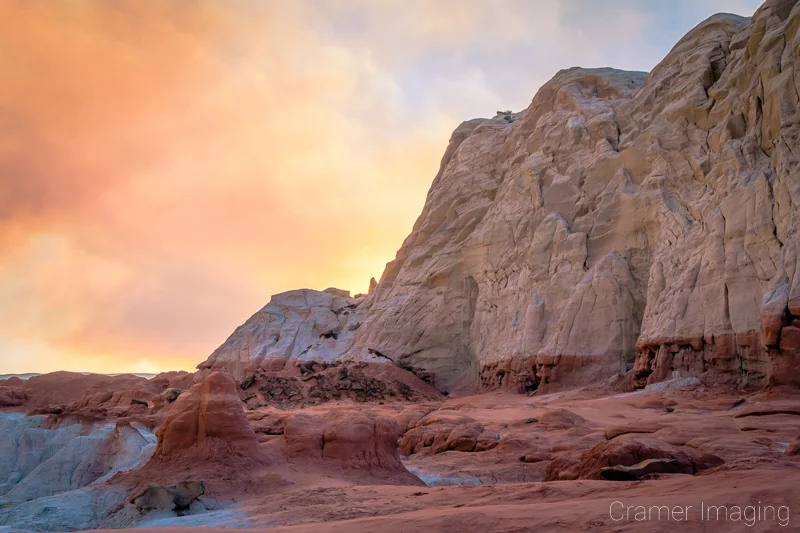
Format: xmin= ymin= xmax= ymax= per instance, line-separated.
xmin=0 ymin=0 xmax=761 ymax=374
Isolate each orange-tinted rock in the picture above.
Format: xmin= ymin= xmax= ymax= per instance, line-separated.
xmin=444 ymin=424 xmax=483 ymax=452
xmin=0 ymin=386 xmax=26 ymax=407
xmin=538 ymin=409 xmax=588 ymax=431
xmin=779 ymin=326 xmax=800 ymax=352
xmin=279 ymin=410 xmax=420 ymax=484
xmin=155 ymin=372 xmax=259 ymax=459
xmin=321 ymin=412 xmax=403 ymax=470
xmin=283 ymin=413 xmax=325 ymax=460
xmin=395 ymin=404 xmax=438 ymax=432
xmin=785 ymin=437 xmax=800 ymax=457
xmin=571 ymin=436 xmax=723 ymax=480
xmin=605 ymin=421 xmax=666 ymax=440
xmin=474 ymin=430 xmax=501 ymax=452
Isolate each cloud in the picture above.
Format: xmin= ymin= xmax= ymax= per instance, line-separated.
xmin=0 ymin=0 xmax=763 ymax=374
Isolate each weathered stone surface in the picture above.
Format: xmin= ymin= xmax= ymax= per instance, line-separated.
xmin=546 ymin=436 xmax=724 ymax=480
xmin=0 ymin=387 xmax=26 ymax=407
xmin=343 ymin=4 xmax=800 ymax=392
xmin=276 ymin=411 xmax=422 ymax=484
xmin=474 ymin=430 xmax=502 ymax=452
xmin=130 ymin=481 xmax=204 ymax=511
xmin=193 ymin=2 xmax=800 ymax=394
xmin=538 ymin=409 xmax=588 ymax=431
xmin=599 ymin=458 xmax=694 ymax=480
xmin=605 ymin=421 xmax=666 ymax=440
xmin=197 ymin=289 xmax=366 ymax=380
xmin=155 ymin=372 xmax=259 ymax=459
xmin=0 ymin=414 xmax=156 ymax=505
xmin=163 ymin=388 xmax=182 ymax=403
xmin=786 ymin=437 xmax=800 ymax=456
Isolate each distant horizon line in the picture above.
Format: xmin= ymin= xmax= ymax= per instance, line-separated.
xmin=0 ymin=372 xmax=163 ymax=380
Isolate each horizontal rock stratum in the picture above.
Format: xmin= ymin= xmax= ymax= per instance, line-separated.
xmin=201 ymin=0 xmax=800 ymax=394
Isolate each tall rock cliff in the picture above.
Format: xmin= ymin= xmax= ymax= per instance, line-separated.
xmin=202 ymin=0 xmax=800 ymax=394
xmin=351 ymin=0 xmax=800 ymax=393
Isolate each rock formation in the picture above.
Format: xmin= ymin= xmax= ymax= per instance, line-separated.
xmin=198 ymin=288 xmax=365 ymax=380
xmin=197 ymin=1 xmax=800 ymax=398
xmin=348 ymin=1 xmax=800 ymax=393
xmin=130 ymin=481 xmax=205 ymax=512
xmin=154 ymin=372 xmax=260 ymax=459
xmin=236 ymin=360 xmax=441 ymax=411
xmin=268 ymin=410 xmax=422 ymax=485
xmin=0 ymin=414 xmax=156 ymax=505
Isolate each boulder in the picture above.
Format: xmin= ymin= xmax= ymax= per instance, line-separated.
xmin=0 ymin=387 xmax=26 ymax=407
xmin=474 ymin=431 xmax=502 ymax=452
xmin=395 ymin=405 xmax=438 ymax=432
xmin=131 ymin=481 xmax=205 ymax=511
xmin=785 ymin=437 xmax=800 ymax=457
xmin=599 ymin=458 xmax=694 ymax=480
xmin=163 ymin=389 xmax=182 ymax=403
xmin=444 ymin=424 xmax=483 ymax=452
xmin=538 ymin=409 xmax=588 ymax=431
xmin=554 ymin=436 xmax=724 ymax=480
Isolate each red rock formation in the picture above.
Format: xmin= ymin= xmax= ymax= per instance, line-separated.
xmin=0 ymin=386 xmax=26 ymax=407
xmin=545 ymin=435 xmax=724 ymax=481
xmin=275 ymin=410 xmax=422 ymax=485
xmin=154 ymin=372 xmax=259 ymax=459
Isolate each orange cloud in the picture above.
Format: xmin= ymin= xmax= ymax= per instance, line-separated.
xmin=0 ymin=0 xmax=762 ymax=374
xmin=0 ymin=0 xmax=450 ymax=374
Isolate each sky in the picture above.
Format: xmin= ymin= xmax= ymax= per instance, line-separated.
xmin=0 ymin=0 xmax=763 ymax=375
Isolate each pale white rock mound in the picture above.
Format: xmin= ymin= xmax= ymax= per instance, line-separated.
xmin=349 ymin=2 xmax=800 ymax=392
xmin=0 ymin=413 xmax=156 ymax=532
xmin=0 ymin=413 xmax=156 ymax=505
xmin=198 ymin=288 xmax=365 ymax=380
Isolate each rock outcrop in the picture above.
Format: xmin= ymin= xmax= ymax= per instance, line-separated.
xmin=0 ymin=414 xmax=156 ymax=505
xmin=154 ymin=372 xmax=259 ymax=459
xmin=198 ymin=288 xmax=365 ymax=380
xmin=545 ymin=435 xmax=724 ymax=481
xmin=130 ymin=481 xmax=205 ymax=512
xmin=197 ymin=1 xmax=800 ymax=395
xmin=236 ymin=360 xmax=441 ymax=411
xmin=347 ymin=1 xmax=800 ymax=392
xmin=0 ymin=387 xmax=26 ymax=407
xmin=268 ymin=410 xmax=423 ymax=485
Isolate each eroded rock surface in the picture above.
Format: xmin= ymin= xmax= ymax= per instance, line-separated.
xmin=154 ymin=372 xmax=260 ymax=459
xmin=193 ymin=3 xmax=800 ymax=396
xmin=340 ymin=3 xmax=800 ymax=393
xmin=0 ymin=414 xmax=156 ymax=505
xmin=198 ymin=289 xmax=366 ymax=380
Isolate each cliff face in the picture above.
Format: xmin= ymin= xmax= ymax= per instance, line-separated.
xmin=351 ymin=1 xmax=800 ymax=393
xmin=202 ymin=0 xmax=800 ymax=393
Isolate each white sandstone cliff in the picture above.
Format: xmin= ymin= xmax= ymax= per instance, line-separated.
xmin=202 ymin=0 xmax=800 ymax=394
